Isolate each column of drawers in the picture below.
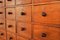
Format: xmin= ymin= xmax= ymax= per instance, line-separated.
xmin=5 ymin=0 xmax=16 ymax=40
xmin=0 ymin=0 xmax=6 ymax=40
xmin=16 ymin=5 xmax=32 ymax=40
xmin=32 ymin=2 xmax=60 ymax=40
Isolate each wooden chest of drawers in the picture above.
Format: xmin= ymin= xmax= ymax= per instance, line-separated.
xmin=0 ymin=0 xmax=60 ymax=40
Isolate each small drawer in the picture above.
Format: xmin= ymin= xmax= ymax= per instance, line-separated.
xmin=17 ymin=36 xmax=29 ymax=40
xmin=17 ymin=22 xmax=32 ymax=39
xmin=7 ymin=32 xmax=16 ymax=40
xmin=16 ymin=5 xmax=31 ymax=22
xmin=6 ymin=0 xmax=15 ymax=7
xmin=0 ymin=0 xmax=4 ymax=7
xmin=33 ymin=24 xmax=60 ymax=40
xmin=16 ymin=0 xmax=32 ymax=5
xmin=0 ymin=8 xmax=5 ymax=19
xmin=6 ymin=8 xmax=15 ymax=20
xmin=6 ymin=20 xmax=16 ymax=33
xmin=32 ymin=4 xmax=60 ymax=24
xmin=0 ymin=29 xmax=6 ymax=40
xmin=0 ymin=19 xmax=5 ymax=29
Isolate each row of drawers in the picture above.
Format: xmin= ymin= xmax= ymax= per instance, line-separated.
xmin=0 ymin=20 xmax=60 ymax=40
xmin=1 ymin=3 xmax=60 ymax=23
xmin=0 ymin=29 xmax=29 ymax=40
xmin=0 ymin=0 xmax=60 ymax=7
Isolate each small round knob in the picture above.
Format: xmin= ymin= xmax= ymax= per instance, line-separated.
xmin=41 ymin=33 xmax=47 ymax=37
xmin=9 ymin=37 xmax=13 ymax=40
xmin=7 ymin=0 xmax=12 ymax=1
xmin=21 ymin=27 xmax=26 ymax=31
xmin=0 ymin=23 xmax=4 ymax=25
xmin=0 ymin=33 xmax=4 ymax=36
xmin=0 ymin=1 xmax=2 ymax=3
xmin=8 ymin=25 xmax=13 ymax=28
xmin=0 ymin=12 xmax=3 ymax=14
xmin=8 ymin=12 xmax=13 ymax=15
xmin=42 ymin=12 xmax=47 ymax=17
xmin=21 ymin=12 xmax=26 ymax=15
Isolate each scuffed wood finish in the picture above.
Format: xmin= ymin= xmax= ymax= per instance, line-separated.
xmin=6 ymin=8 xmax=16 ymax=20
xmin=0 ymin=8 xmax=5 ymax=19
xmin=17 ymin=22 xmax=32 ymax=39
xmin=33 ymin=0 xmax=60 ymax=3
xmin=0 ymin=19 xmax=5 ymax=29
xmin=33 ymin=24 xmax=60 ymax=40
xmin=6 ymin=0 xmax=15 ymax=7
xmin=6 ymin=20 xmax=16 ymax=33
xmin=0 ymin=29 xmax=6 ymax=40
xmin=0 ymin=0 xmax=4 ymax=7
xmin=32 ymin=3 xmax=60 ymax=24
xmin=7 ymin=32 xmax=16 ymax=40
xmin=16 ymin=5 xmax=32 ymax=22
xmin=16 ymin=0 xmax=32 ymax=5
xmin=0 ymin=0 xmax=60 ymax=40
xmin=17 ymin=36 xmax=29 ymax=40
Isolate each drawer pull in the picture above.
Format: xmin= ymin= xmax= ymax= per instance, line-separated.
xmin=8 ymin=12 xmax=13 ymax=15
xmin=0 ymin=23 xmax=4 ymax=25
xmin=0 ymin=1 xmax=2 ymax=3
xmin=8 ymin=25 xmax=13 ymax=28
xmin=9 ymin=37 xmax=13 ymax=40
xmin=7 ymin=0 xmax=12 ymax=1
xmin=21 ymin=27 xmax=26 ymax=31
xmin=41 ymin=33 xmax=47 ymax=37
xmin=0 ymin=33 xmax=4 ymax=36
xmin=0 ymin=12 xmax=3 ymax=14
xmin=21 ymin=12 xmax=26 ymax=15
xmin=42 ymin=12 xmax=47 ymax=17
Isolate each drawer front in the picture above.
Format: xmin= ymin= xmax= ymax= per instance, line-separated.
xmin=17 ymin=22 xmax=32 ymax=39
xmin=6 ymin=0 xmax=15 ymax=7
xmin=0 ymin=19 xmax=5 ymax=29
xmin=33 ymin=24 xmax=60 ymax=40
xmin=0 ymin=8 xmax=5 ymax=19
xmin=33 ymin=0 xmax=60 ymax=3
xmin=0 ymin=29 xmax=6 ymax=40
xmin=32 ymin=3 xmax=60 ymax=24
xmin=16 ymin=0 xmax=32 ymax=5
xmin=16 ymin=5 xmax=31 ymax=22
xmin=6 ymin=20 xmax=16 ymax=33
xmin=6 ymin=8 xmax=15 ymax=20
xmin=0 ymin=0 xmax=4 ymax=7
xmin=7 ymin=32 xmax=16 ymax=40
xmin=17 ymin=36 xmax=29 ymax=40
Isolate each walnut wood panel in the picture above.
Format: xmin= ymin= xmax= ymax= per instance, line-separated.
xmin=33 ymin=24 xmax=60 ymax=40
xmin=0 ymin=8 xmax=5 ymax=19
xmin=0 ymin=29 xmax=6 ymax=40
xmin=7 ymin=32 xmax=16 ymax=40
xmin=6 ymin=20 xmax=16 ymax=33
xmin=17 ymin=22 xmax=32 ymax=39
xmin=32 ymin=3 xmax=60 ymax=24
xmin=16 ymin=0 xmax=32 ymax=5
xmin=0 ymin=19 xmax=5 ymax=29
xmin=6 ymin=8 xmax=15 ymax=20
xmin=16 ymin=5 xmax=31 ymax=22
xmin=6 ymin=0 xmax=15 ymax=7
xmin=0 ymin=0 xmax=4 ymax=7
